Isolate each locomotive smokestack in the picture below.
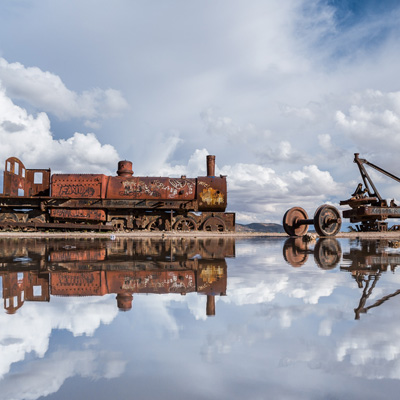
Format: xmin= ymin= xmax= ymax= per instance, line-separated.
xmin=117 ymin=160 xmax=133 ymax=177
xmin=207 ymin=155 xmax=215 ymax=177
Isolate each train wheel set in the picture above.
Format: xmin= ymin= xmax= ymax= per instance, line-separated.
xmin=283 ymin=205 xmax=342 ymax=237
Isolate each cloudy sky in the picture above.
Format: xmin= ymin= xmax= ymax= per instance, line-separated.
xmin=1 ymin=0 xmax=400 ymax=223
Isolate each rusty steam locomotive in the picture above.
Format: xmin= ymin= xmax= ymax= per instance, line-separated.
xmin=0 ymin=155 xmax=235 ymax=231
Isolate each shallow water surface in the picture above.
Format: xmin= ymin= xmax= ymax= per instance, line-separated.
xmin=0 ymin=236 xmax=399 ymax=399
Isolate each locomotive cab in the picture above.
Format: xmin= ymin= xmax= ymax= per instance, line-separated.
xmin=3 ymin=157 xmax=50 ymax=197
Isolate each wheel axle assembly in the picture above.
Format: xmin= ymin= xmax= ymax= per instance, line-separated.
xmin=283 ymin=204 xmax=342 ymax=237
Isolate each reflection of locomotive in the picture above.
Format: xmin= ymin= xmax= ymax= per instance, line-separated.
xmin=0 ymin=155 xmax=235 ymax=231
xmin=0 ymin=238 xmax=233 ymax=315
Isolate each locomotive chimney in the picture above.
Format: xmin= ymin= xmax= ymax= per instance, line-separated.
xmin=117 ymin=160 xmax=133 ymax=177
xmin=207 ymin=155 xmax=215 ymax=177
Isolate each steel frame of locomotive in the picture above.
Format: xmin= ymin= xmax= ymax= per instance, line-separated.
xmin=0 ymin=155 xmax=235 ymax=232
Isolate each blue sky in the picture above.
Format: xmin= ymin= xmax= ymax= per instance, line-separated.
xmin=1 ymin=0 xmax=400 ymax=223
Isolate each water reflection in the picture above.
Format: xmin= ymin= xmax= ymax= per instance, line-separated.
xmin=0 ymin=238 xmax=233 ymax=316
xmin=341 ymin=240 xmax=400 ymax=320
xmin=283 ymin=237 xmax=342 ymax=269
xmin=283 ymin=237 xmax=400 ymax=320
xmin=3 ymin=237 xmax=400 ymax=399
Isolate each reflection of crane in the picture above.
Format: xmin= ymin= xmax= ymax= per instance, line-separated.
xmin=341 ymin=240 xmax=400 ymax=319
xmin=341 ymin=153 xmax=400 ymax=231
xmin=353 ymin=273 xmax=400 ymax=320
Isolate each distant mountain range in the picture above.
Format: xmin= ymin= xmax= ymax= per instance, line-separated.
xmin=235 ymin=223 xmax=285 ymax=233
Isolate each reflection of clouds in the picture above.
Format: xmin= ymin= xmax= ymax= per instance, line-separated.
xmin=0 ymin=349 xmax=126 ymax=400
xmin=0 ymin=296 xmax=118 ymax=378
xmin=223 ymin=241 xmax=400 ymax=383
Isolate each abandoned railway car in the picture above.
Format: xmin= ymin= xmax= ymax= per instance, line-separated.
xmin=0 ymin=155 xmax=235 ymax=231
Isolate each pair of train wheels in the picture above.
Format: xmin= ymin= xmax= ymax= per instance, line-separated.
xmin=283 ymin=205 xmax=341 ymax=237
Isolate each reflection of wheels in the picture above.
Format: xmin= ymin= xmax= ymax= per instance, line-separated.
xmin=282 ymin=238 xmax=309 ymax=267
xmin=202 ymin=217 xmax=226 ymax=232
xmin=283 ymin=207 xmax=309 ymax=236
xmin=314 ymin=238 xmax=342 ymax=269
xmin=173 ymin=217 xmax=197 ymax=231
xmin=313 ymin=205 xmax=341 ymax=236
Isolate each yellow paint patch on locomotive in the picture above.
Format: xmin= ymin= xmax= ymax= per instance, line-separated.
xmin=200 ymin=187 xmax=224 ymax=205
xmin=199 ymin=265 xmax=225 ymax=284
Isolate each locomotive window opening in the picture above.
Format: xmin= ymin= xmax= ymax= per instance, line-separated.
xmin=34 ymin=172 xmax=43 ymax=184
xmin=18 ymin=188 xmax=24 ymax=196
xmin=15 ymin=163 xmax=19 ymax=175
xmin=17 ymin=272 xmax=23 ymax=281
xmin=33 ymin=285 xmax=42 ymax=297
xmin=22 ymin=168 xmax=25 ymax=178
xmin=6 ymin=161 xmax=11 ymax=172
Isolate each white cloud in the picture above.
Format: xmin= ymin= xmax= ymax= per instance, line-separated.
xmin=0 ymin=58 xmax=128 ymax=125
xmin=0 ymin=296 xmax=119 ymax=379
xmin=0 ymin=86 xmax=120 ymax=174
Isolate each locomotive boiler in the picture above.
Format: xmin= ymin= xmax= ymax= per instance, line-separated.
xmin=0 ymin=155 xmax=235 ymax=231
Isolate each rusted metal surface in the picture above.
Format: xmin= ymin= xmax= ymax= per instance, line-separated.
xmin=3 ymin=157 xmax=50 ymax=197
xmin=283 ymin=205 xmax=341 ymax=237
xmin=108 ymin=176 xmax=196 ymax=200
xmin=51 ymin=174 xmax=107 ymax=198
xmin=197 ymin=177 xmax=226 ymax=211
xmin=207 ymin=155 xmax=215 ymax=177
xmin=117 ymin=160 xmax=133 ymax=177
xmin=50 ymin=208 xmax=106 ymax=221
xmin=1 ymin=154 xmax=233 ymax=231
xmin=340 ymin=153 xmax=400 ymax=231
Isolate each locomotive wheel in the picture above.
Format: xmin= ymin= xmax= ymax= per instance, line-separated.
xmin=314 ymin=238 xmax=342 ymax=269
xmin=147 ymin=218 xmax=164 ymax=231
xmin=173 ymin=217 xmax=197 ymax=231
xmin=0 ymin=212 xmax=19 ymax=229
xmin=0 ymin=212 xmax=18 ymax=222
xmin=202 ymin=216 xmax=226 ymax=232
xmin=111 ymin=219 xmax=126 ymax=231
xmin=28 ymin=212 xmax=47 ymax=224
xmin=283 ymin=207 xmax=309 ymax=236
xmin=313 ymin=205 xmax=341 ymax=237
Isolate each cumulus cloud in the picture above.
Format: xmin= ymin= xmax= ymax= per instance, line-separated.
xmin=0 ymin=349 xmax=126 ymax=400
xmin=0 ymin=58 xmax=128 ymax=125
xmin=0 ymin=86 xmax=120 ymax=175
xmin=0 ymin=296 xmax=119 ymax=379
xmin=336 ymin=90 xmax=400 ymax=148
